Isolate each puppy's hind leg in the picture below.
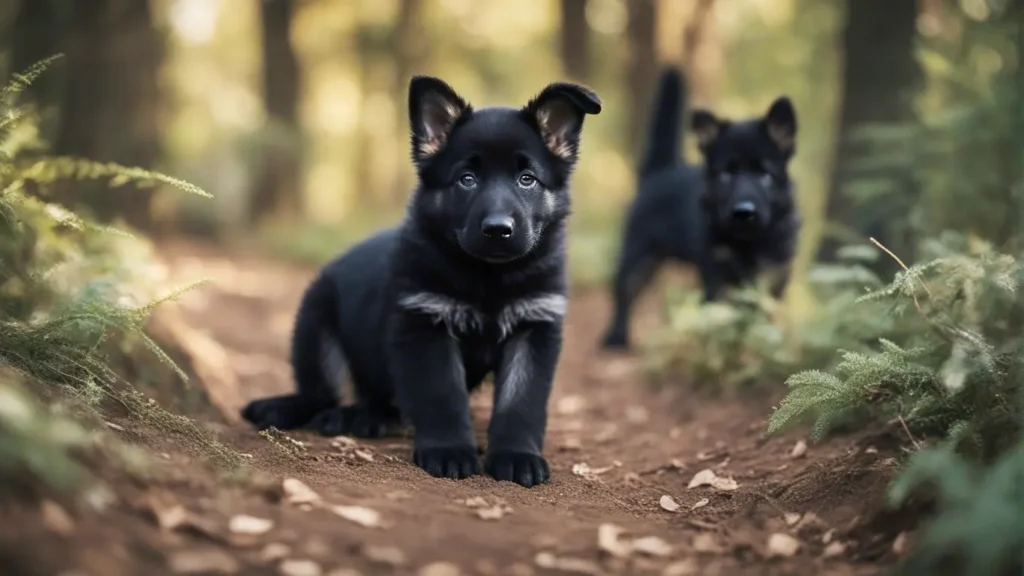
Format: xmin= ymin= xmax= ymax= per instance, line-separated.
xmin=602 ymin=247 xmax=661 ymax=350
xmin=241 ymin=272 xmax=341 ymax=430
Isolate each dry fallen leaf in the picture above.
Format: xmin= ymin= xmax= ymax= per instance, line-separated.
xmin=259 ymin=543 xmax=291 ymax=563
xmin=691 ymin=498 xmax=709 ymax=510
xmin=571 ymin=463 xmax=592 ymax=476
xmin=556 ymin=395 xmax=586 ymax=415
xmin=330 ymin=437 xmax=356 ymax=449
xmin=559 ymin=438 xmax=583 ymax=451
xmin=325 ymin=570 xmax=365 ymax=576
xmin=662 ymin=559 xmax=698 ymax=576
xmin=784 ymin=513 xmax=801 ymax=527
xmin=687 ymin=469 xmax=739 ymax=491
xmin=790 ymin=440 xmax=808 ymax=459
xmin=692 ymin=533 xmax=723 ymax=554
xmin=228 ymin=514 xmax=274 ymax=536
xmin=463 ymin=496 xmax=489 ymax=508
xmin=279 ymin=559 xmax=323 ymax=576
xmin=282 ymin=479 xmax=321 ymax=505
xmin=385 ymin=491 xmax=412 ymax=501
xmin=625 ymin=405 xmax=650 ymax=424
xmin=659 ymin=495 xmax=680 ymax=512
xmin=766 ymin=533 xmax=801 ymax=558
xmin=597 ymin=523 xmax=632 ymax=558
xmin=168 ymin=548 xmax=240 ymax=574
xmin=822 ymin=529 xmax=835 ymax=544
xmin=476 ymin=505 xmax=507 ymax=521
xmin=417 ymin=561 xmax=461 ymax=576
xmin=41 ymin=500 xmax=75 ymax=535
xmin=362 ymin=545 xmax=406 ymax=566
xmin=632 ymin=536 xmax=673 ymax=557
xmin=892 ymin=532 xmax=909 ymax=555
xmin=534 ymin=552 xmax=602 ymax=575
xmin=353 ymin=449 xmax=374 ymax=462
xmin=823 ymin=541 xmax=846 ymax=558
xmin=330 ymin=505 xmax=381 ymax=528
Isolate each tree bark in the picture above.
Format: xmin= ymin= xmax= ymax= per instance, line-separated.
xmin=559 ymin=0 xmax=590 ymax=83
xmin=391 ymin=0 xmax=426 ymax=203
xmin=819 ymin=0 xmax=922 ymax=267
xmin=250 ymin=0 xmax=302 ymax=226
xmin=625 ymin=0 xmax=658 ymax=162
xmin=56 ymin=0 xmax=163 ymax=231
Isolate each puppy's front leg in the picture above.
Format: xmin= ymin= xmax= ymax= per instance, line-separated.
xmin=486 ymin=323 xmax=562 ymax=487
xmin=388 ymin=313 xmax=479 ymax=479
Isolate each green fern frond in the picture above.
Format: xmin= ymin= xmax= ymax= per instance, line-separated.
xmin=0 ymin=54 xmax=64 ymax=101
xmin=18 ymin=157 xmax=212 ymax=198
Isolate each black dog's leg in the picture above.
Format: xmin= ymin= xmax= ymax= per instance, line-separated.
xmin=602 ymin=252 xmax=661 ymax=350
xmin=389 ymin=314 xmax=479 ymax=479
xmin=698 ymin=254 xmax=725 ymax=303
xmin=769 ymin=264 xmax=792 ymax=300
xmin=486 ymin=323 xmax=561 ymax=487
xmin=242 ymin=273 xmax=339 ymax=430
xmin=307 ymin=402 xmax=402 ymax=439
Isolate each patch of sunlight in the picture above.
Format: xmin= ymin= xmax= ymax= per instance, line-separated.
xmin=586 ymin=0 xmax=627 ymax=36
xmin=306 ymin=162 xmax=351 ymax=224
xmin=209 ymin=84 xmax=262 ymax=130
xmin=457 ymin=1 xmax=553 ymax=50
xmin=306 ymin=72 xmax=361 ymax=136
xmin=168 ymin=0 xmax=220 ymax=45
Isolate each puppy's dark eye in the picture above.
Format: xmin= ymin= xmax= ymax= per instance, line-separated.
xmin=517 ymin=172 xmax=537 ymax=189
xmin=458 ymin=173 xmax=477 ymax=188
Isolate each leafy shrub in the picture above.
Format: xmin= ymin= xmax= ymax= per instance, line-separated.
xmin=0 ymin=54 xmax=238 ymax=496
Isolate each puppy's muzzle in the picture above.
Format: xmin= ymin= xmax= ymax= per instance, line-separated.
xmin=481 ymin=214 xmax=515 ymax=240
xmin=731 ymin=201 xmax=757 ymax=223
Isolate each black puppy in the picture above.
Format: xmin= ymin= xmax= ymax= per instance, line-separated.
xmin=601 ymin=67 xmax=800 ymax=350
xmin=241 ymin=75 xmax=601 ymax=488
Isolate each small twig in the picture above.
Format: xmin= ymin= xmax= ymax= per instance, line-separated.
xmin=897 ymin=414 xmax=923 ymax=451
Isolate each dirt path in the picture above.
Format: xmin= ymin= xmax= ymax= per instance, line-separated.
xmin=3 ymin=240 xmax=898 ymax=576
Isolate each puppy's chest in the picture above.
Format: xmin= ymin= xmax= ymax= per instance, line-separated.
xmin=396 ymin=290 xmax=567 ymax=341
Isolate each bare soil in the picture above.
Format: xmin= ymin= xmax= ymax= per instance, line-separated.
xmin=0 ymin=239 xmax=911 ymax=576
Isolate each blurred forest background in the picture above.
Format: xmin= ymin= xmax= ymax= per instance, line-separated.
xmin=3 ymin=0 xmax=1017 ymax=304
xmin=0 ymin=1 xmax=1021 ymax=573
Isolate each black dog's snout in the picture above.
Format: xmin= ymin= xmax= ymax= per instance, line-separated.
xmin=481 ymin=215 xmax=515 ymax=239
xmin=732 ymin=201 xmax=757 ymax=221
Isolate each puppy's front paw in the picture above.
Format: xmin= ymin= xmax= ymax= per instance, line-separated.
xmin=308 ymin=405 xmax=397 ymax=438
xmin=600 ymin=331 xmax=629 ymax=351
xmin=485 ymin=451 xmax=550 ymax=488
xmin=241 ymin=394 xmax=327 ymax=430
xmin=413 ymin=445 xmax=480 ymax=479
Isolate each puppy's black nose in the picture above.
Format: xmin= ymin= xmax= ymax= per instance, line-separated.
xmin=732 ymin=201 xmax=757 ymax=221
xmin=481 ymin=215 xmax=515 ymax=239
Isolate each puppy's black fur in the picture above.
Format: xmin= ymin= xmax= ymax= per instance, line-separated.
xmin=241 ymin=76 xmax=601 ymax=488
xmin=601 ymin=66 xmax=801 ymax=350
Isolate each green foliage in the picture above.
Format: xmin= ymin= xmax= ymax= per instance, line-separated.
xmin=887 ymin=442 xmax=1024 ymax=576
xmin=0 ymin=55 xmax=239 ymax=496
xmin=645 ymin=246 xmax=895 ymax=394
xmin=768 ymin=236 xmax=1020 ymax=459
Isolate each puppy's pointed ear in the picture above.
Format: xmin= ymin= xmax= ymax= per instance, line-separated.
xmin=523 ymin=82 xmax=602 ymax=163
xmin=691 ymin=109 xmax=722 ymax=152
xmin=764 ymin=96 xmax=797 ymax=154
xmin=409 ymin=76 xmax=471 ymax=164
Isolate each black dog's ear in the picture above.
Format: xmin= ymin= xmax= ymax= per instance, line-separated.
xmin=408 ymin=75 xmax=472 ymax=163
xmin=764 ymin=96 xmax=797 ymax=153
xmin=691 ymin=109 xmax=722 ymax=152
xmin=523 ymin=82 xmax=602 ymax=162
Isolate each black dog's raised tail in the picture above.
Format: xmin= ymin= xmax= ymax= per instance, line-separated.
xmin=290 ymin=271 xmax=343 ymax=404
xmin=638 ymin=66 xmax=688 ymax=178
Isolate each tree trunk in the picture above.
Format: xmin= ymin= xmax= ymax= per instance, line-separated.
xmin=56 ymin=0 xmax=163 ymax=232
xmin=9 ymin=0 xmax=67 ymax=136
xmin=391 ymin=0 xmax=426 ymax=203
xmin=559 ymin=0 xmax=590 ymax=83
xmin=250 ymin=0 xmax=302 ymax=226
xmin=819 ymin=0 xmax=921 ymax=268
xmin=625 ymin=0 xmax=658 ymax=162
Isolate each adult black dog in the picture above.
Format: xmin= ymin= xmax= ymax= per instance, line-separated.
xmin=241 ymin=75 xmax=601 ymax=488
xmin=601 ymin=66 xmax=800 ymax=350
